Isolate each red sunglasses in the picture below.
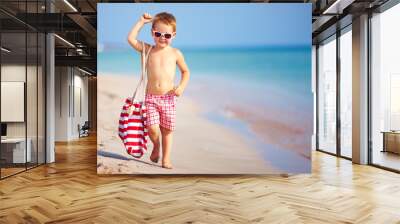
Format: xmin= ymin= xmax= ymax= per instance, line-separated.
xmin=152 ymin=30 xmax=173 ymax=39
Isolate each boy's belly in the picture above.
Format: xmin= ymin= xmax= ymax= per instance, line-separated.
xmin=146 ymin=81 xmax=174 ymax=95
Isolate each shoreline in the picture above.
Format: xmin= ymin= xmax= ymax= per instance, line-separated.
xmin=224 ymin=105 xmax=312 ymax=159
xmin=203 ymin=108 xmax=311 ymax=173
xmin=184 ymin=75 xmax=312 ymax=160
xmin=97 ymin=73 xmax=283 ymax=174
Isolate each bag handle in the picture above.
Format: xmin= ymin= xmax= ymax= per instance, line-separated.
xmin=132 ymin=41 xmax=152 ymax=100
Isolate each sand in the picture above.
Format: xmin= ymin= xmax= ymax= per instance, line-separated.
xmin=183 ymin=76 xmax=312 ymax=159
xmin=97 ymin=74 xmax=281 ymax=174
xmin=224 ymin=105 xmax=312 ymax=159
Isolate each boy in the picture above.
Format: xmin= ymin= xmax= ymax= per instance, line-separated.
xmin=127 ymin=12 xmax=190 ymax=169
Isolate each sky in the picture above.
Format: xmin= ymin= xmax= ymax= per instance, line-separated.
xmin=98 ymin=3 xmax=311 ymax=49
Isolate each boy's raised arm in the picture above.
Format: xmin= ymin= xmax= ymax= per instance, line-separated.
xmin=127 ymin=13 xmax=152 ymax=52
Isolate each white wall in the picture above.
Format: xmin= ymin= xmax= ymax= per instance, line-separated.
xmin=71 ymin=71 xmax=89 ymax=139
xmin=1 ymin=65 xmax=26 ymax=141
xmin=55 ymin=66 xmax=89 ymax=141
xmin=1 ymin=65 xmax=38 ymax=138
xmin=1 ymin=63 xmax=46 ymax=164
xmin=55 ymin=66 xmax=70 ymax=141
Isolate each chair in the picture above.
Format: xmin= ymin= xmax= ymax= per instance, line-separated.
xmin=78 ymin=121 xmax=90 ymax=138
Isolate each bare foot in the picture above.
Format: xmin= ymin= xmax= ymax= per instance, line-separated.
xmin=150 ymin=144 xmax=160 ymax=163
xmin=162 ymin=160 xmax=173 ymax=169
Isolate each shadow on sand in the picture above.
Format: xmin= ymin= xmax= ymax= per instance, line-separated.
xmin=97 ymin=150 xmax=162 ymax=168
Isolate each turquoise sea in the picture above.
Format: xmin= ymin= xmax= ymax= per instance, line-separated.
xmin=99 ymin=45 xmax=313 ymax=173
xmin=98 ymin=45 xmax=311 ymax=95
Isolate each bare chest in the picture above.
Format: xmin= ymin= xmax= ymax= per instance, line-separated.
xmin=147 ymin=52 xmax=176 ymax=70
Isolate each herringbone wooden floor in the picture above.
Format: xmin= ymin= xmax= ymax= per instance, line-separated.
xmin=1 ymin=134 xmax=400 ymax=224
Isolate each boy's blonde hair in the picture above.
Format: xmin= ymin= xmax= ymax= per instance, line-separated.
xmin=152 ymin=12 xmax=176 ymax=32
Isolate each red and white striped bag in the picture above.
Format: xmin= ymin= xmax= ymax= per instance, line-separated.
xmin=118 ymin=43 xmax=152 ymax=158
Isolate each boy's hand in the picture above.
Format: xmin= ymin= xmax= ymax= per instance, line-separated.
xmin=172 ymin=86 xmax=183 ymax=97
xmin=140 ymin=13 xmax=152 ymax=24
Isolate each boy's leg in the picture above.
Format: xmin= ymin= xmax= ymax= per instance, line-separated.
xmin=159 ymin=93 xmax=176 ymax=169
xmin=145 ymin=95 xmax=161 ymax=163
xmin=160 ymin=126 xmax=173 ymax=169
xmin=148 ymin=124 xmax=160 ymax=163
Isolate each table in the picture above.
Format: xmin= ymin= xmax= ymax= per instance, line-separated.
xmin=1 ymin=138 xmax=31 ymax=163
xmin=381 ymin=131 xmax=400 ymax=154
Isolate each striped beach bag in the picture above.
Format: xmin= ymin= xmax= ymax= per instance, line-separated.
xmin=118 ymin=43 xmax=152 ymax=158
